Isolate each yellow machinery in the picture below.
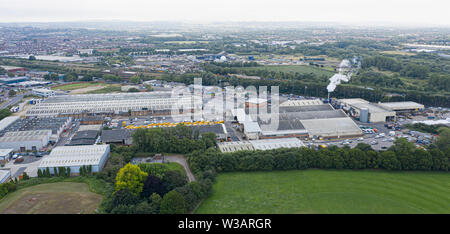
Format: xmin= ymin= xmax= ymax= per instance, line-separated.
xmin=125 ymin=120 xmax=225 ymax=129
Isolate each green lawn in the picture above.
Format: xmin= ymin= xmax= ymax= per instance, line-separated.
xmin=86 ymin=85 xmax=121 ymax=94
xmin=0 ymin=182 xmax=103 ymax=214
xmin=52 ymin=82 xmax=102 ymax=91
xmin=166 ymin=162 xmax=187 ymax=176
xmin=242 ymin=65 xmax=334 ymax=77
xmin=195 ymin=170 xmax=450 ymax=214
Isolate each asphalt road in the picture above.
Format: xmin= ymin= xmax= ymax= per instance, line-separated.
xmin=0 ymin=91 xmax=32 ymax=109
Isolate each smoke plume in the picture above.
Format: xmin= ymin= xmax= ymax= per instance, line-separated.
xmin=326 ymin=57 xmax=360 ymax=93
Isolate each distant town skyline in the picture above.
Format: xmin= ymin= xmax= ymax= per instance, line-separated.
xmin=0 ymin=0 xmax=449 ymax=26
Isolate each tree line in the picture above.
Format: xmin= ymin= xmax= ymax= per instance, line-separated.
xmin=188 ymin=138 xmax=449 ymax=180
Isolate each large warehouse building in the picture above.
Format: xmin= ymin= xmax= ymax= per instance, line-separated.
xmin=218 ymin=137 xmax=305 ymax=153
xmin=38 ymin=144 xmax=110 ymax=175
xmin=236 ymin=100 xmax=363 ymax=140
xmin=339 ymin=98 xmax=396 ymax=123
xmin=378 ymin=101 xmax=425 ymax=113
xmin=0 ymin=130 xmax=51 ymax=151
xmin=26 ymin=92 xmax=203 ymax=117
xmin=0 ymin=117 xmax=71 ymax=143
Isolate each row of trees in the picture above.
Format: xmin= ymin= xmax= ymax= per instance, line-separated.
xmin=0 ymin=109 xmax=12 ymax=121
xmin=188 ymin=139 xmax=449 ymax=178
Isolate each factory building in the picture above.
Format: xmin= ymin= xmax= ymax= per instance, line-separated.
xmin=339 ymin=98 xmax=396 ymax=123
xmin=279 ymin=99 xmax=323 ymax=107
xmin=0 ymin=116 xmax=20 ymax=132
xmin=101 ymin=129 xmax=133 ymax=145
xmin=68 ymin=130 xmax=99 ymax=145
xmin=242 ymin=121 xmax=262 ymax=140
xmin=32 ymin=88 xmax=55 ymax=97
xmin=0 ymin=149 xmax=14 ymax=163
xmin=218 ymin=137 xmax=305 ymax=153
xmin=38 ymin=144 xmax=110 ymax=175
xmin=0 ymin=170 xmax=11 ymax=184
xmin=26 ymin=92 xmax=202 ymax=117
xmin=378 ymin=101 xmax=425 ymax=113
xmin=189 ymin=124 xmax=228 ymax=140
xmin=0 ymin=130 xmax=51 ymax=151
xmin=0 ymin=65 xmax=27 ymax=74
xmin=0 ymin=76 xmax=30 ymax=84
xmin=234 ymin=100 xmax=363 ymax=140
xmin=1 ymin=117 xmax=71 ymax=143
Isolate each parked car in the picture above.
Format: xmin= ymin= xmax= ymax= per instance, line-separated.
xmin=14 ymin=156 xmax=24 ymax=163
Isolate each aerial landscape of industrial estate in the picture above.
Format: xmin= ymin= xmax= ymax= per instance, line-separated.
xmin=0 ymin=19 xmax=448 ymax=217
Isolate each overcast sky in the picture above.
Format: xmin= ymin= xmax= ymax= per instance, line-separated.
xmin=0 ymin=0 xmax=449 ymax=26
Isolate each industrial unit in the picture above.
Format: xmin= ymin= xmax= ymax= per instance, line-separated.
xmin=378 ymin=101 xmax=425 ymax=113
xmin=339 ymin=98 xmax=396 ymax=123
xmin=68 ymin=130 xmax=99 ymax=145
xmin=234 ymin=101 xmax=363 ymax=140
xmin=38 ymin=144 xmax=110 ymax=175
xmin=0 ymin=148 xmax=14 ymax=163
xmin=0 ymin=130 xmax=51 ymax=151
xmin=101 ymin=129 xmax=133 ymax=145
xmin=0 ymin=116 xmax=20 ymax=132
xmin=32 ymin=88 xmax=55 ymax=97
xmin=1 ymin=117 xmax=71 ymax=143
xmin=26 ymin=92 xmax=203 ymax=117
xmin=218 ymin=137 xmax=305 ymax=153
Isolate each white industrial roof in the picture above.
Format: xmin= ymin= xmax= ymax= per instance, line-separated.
xmin=0 ymin=149 xmax=13 ymax=156
xmin=0 ymin=130 xmax=51 ymax=142
xmin=280 ymin=99 xmax=323 ymax=107
xmin=352 ymin=102 xmax=395 ymax=114
xmin=77 ymin=125 xmax=102 ymax=132
xmin=218 ymin=137 xmax=305 ymax=153
xmin=378 ymin=101 xmax=425 ymax=111
xmin=339 ymin=98 xmax=369 ymax=105
xmin=243 ymin=121 xmax=262 ymax=133
xmin=0 ymin=116 xmax=19 ymax=131
xmin=32 ymin=88 xmax=54 ymax=93
xmin=218 ymin=141 xmax=254 ymax=153
xmin=300 ymin=117 xmax=363 ymax=137
xmin=26 ymin=92 xmax=203 ymax=117
xmin=39 ymin=144 xmax=110 ymax=168
xmin=251 ymin=138 xmax=305 ymax=150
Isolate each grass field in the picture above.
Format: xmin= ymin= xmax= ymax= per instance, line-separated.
xmin=242 ymin=65 xmax=334 ymax=77
xmin=0 ymin=182 xmax=103 ymax=214
xmin=195 ymin=170 xmax=450 ymax=214
xmin=86 ymin=85 xmax=122 ymax=94
xmin=52 ymin=82 xmax=103 ymax=91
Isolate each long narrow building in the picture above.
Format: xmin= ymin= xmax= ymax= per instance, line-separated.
xmin=26 ymin=92 xmax=202 ymax=117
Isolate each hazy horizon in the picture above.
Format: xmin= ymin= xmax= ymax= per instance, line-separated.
xmin=0 ymin=0 xmax=449 ymax=27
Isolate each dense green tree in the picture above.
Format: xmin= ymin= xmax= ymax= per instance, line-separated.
xmin=142 ymin=174 xmax=167 ymax=198
xmin=115 ymin=163 xmax=148 ymax=195
xmin=162 ymin=170 xmax=188 ymax=191
xmin=160 ymin=190 xmax=186 ymax=214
